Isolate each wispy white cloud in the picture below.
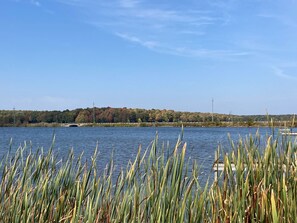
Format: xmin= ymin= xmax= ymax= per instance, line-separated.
xmin=116 ymin=32 xmax=250 ymax=59
xmin=31 ymin=0 xmax=40 ymax=7
xmin=180 ymin=30 xmax=206 ymax=36
xmin=115 ymin=32 xmax=158 ymax=49
xmin=119 ymin=0 xmax=141 ymax=8
xmin=14 ymin=0 xmax=41 ymax=6
xmin=273 ymin=67 xmax=297 ymax=81
xmin=280 ymin=62 xmax=297 ymax=68
xmin=257 ymin=12 xmax=297 ymax=28
xmin=55 ymin=0 xmax=87 ymax=7
xmin=56 ymin=0 xmax=251 ymax=59
xmin=207 ymin=0 xmax=237 ymax=10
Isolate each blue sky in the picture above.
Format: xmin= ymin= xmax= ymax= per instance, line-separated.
xmin=1 ymin=0 xmax=297 ymax=114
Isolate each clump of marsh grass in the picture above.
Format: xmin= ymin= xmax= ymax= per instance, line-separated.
xmin=0 ymin=131 xmax=296 ymax=222
xmin=211 ymin=132 xmax=297 ymax=222
xmin=0 ymin=134 xmax=208 ymax=222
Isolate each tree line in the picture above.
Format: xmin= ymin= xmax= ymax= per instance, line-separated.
xmin=0 ymin=107 xmax=295 ymax=127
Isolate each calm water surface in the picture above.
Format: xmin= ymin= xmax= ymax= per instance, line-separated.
xmin=0 ymin=127 xmax=275 ymax=181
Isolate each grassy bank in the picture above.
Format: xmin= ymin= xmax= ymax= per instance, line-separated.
xmin=0 ymin=133 xmax=296 ymax=222
xmin=1 ymin=120 xmax=294 ymax=127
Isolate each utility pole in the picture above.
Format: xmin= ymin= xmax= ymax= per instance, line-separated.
xmin=13 ymin=107 xmax=16 ymax=126
xmin=211 ymin=98 xmax=214 ymax=122
xmin=93 ymin=102 xmax=95 ymax=124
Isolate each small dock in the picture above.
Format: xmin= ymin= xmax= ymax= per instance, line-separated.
xmin=279 ymin=128 xmax=297 ymax=136
xmin=212 ymin=151 xmax=292 ymax=181
xmin=213 ymin=162 xmax=236 ymax=181
xmin=281 ymin=132 xmax=297 ymax=136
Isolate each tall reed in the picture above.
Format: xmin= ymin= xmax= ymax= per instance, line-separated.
xmin=0 ymin=131 xmax=296 ymax=222
xmin=211 ymin=132 xmax=297 ymax=222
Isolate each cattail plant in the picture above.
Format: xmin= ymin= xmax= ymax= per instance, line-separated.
xmin=0 ymin=130 xmax=296 ymax=222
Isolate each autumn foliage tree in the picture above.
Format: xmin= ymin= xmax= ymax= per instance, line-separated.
xmin=0 ymin=107 xmax=295 ymax=127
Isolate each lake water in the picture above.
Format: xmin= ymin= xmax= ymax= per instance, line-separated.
xmin=0 ymin=127 xmax=276 ymax=182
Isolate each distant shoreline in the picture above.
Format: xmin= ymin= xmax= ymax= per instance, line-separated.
xmin=0 ymin=121 xmax=291 ymax=128
xmin=1 ymin=107 xmax=295 ymax=128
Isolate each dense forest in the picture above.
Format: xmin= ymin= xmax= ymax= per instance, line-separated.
xmin=0 ymin=107 xmax=295 ymax=127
